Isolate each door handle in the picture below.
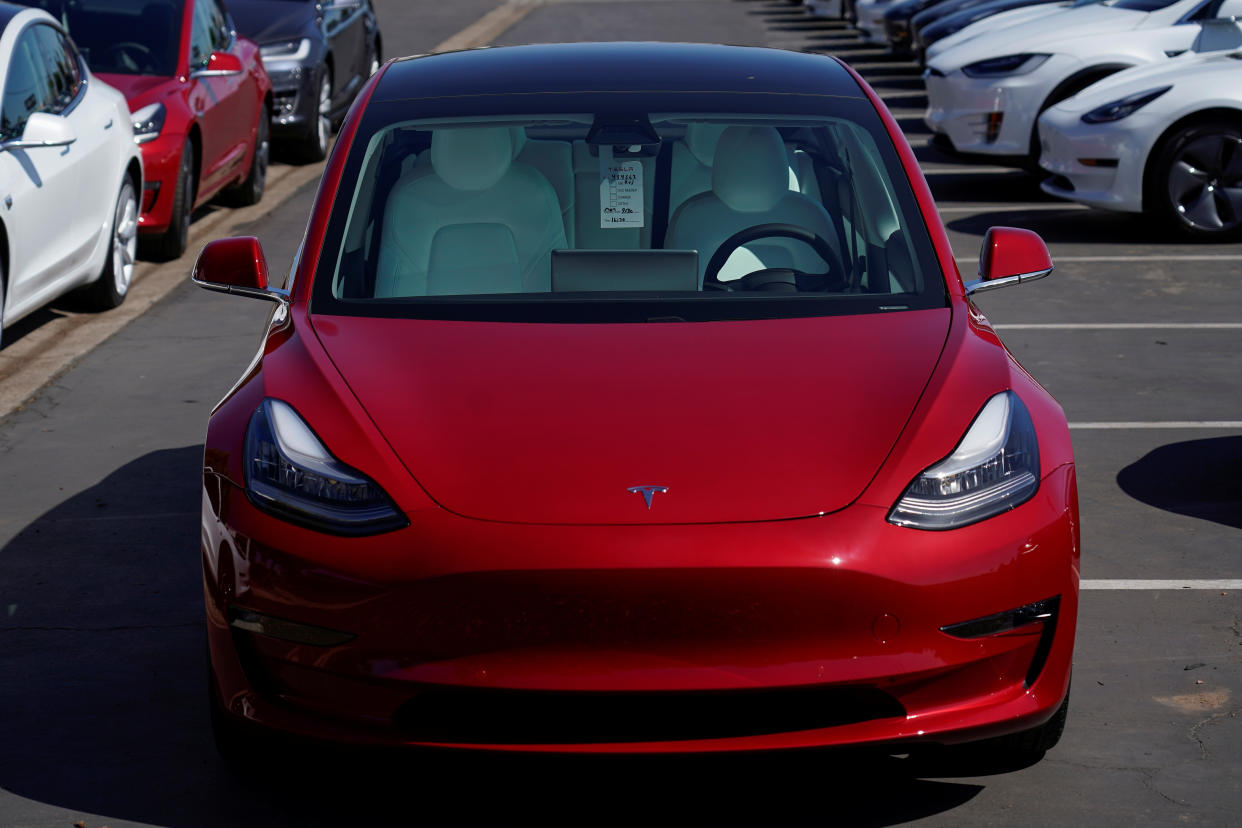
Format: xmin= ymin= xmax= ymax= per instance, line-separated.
xmin=103 ymin=119 xmax=113 ymax=130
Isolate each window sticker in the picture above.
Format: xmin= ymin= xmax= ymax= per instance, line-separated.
xmin=599 ymin=144 xmax=644 ymax=228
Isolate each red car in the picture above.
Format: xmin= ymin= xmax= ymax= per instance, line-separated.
xmin=26 ymin=0 xmax=272 ymax=260
xmin=194 ymin=43 xmax=1078 ymax=758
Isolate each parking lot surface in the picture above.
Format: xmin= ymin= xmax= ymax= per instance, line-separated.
xmin=0 ymin=2 xmax=1239 ymax=826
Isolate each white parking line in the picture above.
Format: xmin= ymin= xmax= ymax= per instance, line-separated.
xmin=1082 ymin=580 xmax=1242 ymax=590
xmin=1069 ymin=421 xmax=1242 ymax=429
xmin=995 ymin=323 xmax=1242 ymax=330
xmin=938 ymin=204 xmax=1088 ymax=213
xmin=955 ymin=254 xmax=1242 ymax=264
xmin=923 ymin=165 xmax=1023 ymax=175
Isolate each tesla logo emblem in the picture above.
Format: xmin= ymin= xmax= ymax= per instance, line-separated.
xmin=627 ymin=485 xmax=668 ymax=509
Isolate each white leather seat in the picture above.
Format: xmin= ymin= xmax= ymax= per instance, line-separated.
xmin=668 ymin=123 xmax=726 ymax=219
xmin=509 ymin=128 xmax=576 ymax=246
xmin=664 ymin=126 xmax=842 ymax=286
xmin=375 ymin=127 xmax=566 ymax=296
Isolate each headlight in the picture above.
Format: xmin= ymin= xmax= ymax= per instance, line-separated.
xmin=888 ymin=391 xmax=1040 ymax=530
xmin=260 ymin=38 xmax=312 ymax=64
xmin=244 ymin=399 xmax=408 ymax=536
xmin=131 ymin=102 xmax=165 ymax=144
xmin=961 ymin=53 xmax=1051 ymax=78
xmin=1080 ymin=86 xmax=1171 ymax=124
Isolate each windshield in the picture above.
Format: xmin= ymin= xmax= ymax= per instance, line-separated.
xmin=1113 ymin=0 xmax=1181 ymax=10
xmin=18 ymin=0 xmax=183 ymax=76
xmin=313 ymin=107 xmax=946 ymax=323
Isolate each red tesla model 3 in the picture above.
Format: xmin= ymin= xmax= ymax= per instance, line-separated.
xmin=194 ymin=43 xmax=1079 ymax=758
xmin=21 ymin=0 xmax=273 ymax=260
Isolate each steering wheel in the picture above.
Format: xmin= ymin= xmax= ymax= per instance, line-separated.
xmin=702 ymin=223 xmax=846 ymax=292
xmin=103 ymin=42 xmax=155 ymax=71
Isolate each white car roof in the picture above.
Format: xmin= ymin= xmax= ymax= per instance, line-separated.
xmin=927 ymin=0 xmax=1209 ymax=70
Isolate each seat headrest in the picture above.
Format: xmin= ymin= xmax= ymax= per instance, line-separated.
xmin=431 ymin=127 xmax=513 ymax=192
xmin=711 ymin=126 xmax=789 ymax=213
xmin=684 ymin=123 xmax=726 ymax=166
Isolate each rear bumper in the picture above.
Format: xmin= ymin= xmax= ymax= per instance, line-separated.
xmin=204 ymin=464 xmax=1078 ymax=753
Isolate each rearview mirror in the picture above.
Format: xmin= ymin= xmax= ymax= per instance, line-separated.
xmin=0 ymin=113 xmax=77 ymax=152
xmin=964 ymin=226 xmax=1053 ymax=295
xmin=192 ymin=236 xmax=286 ymax=303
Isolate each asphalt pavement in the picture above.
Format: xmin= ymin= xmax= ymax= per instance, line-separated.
xmin=0 ymin=2 xmax=1239 ymax=826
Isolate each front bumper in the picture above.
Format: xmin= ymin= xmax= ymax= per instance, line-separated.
xmin=855 ymin=0 xmax=895 ymax=42
xmin=1037 ymin=107 xmax=1155 ymax=214
xmin=923 ymin=58 xmax=1068 ymax=157
xmin=135 ymin=130 xmax=187 ymax=236
xmin=204 ymin=464 xmax=1078 ymax=753
xmin=263 ymin=62 xmax=317 ymax=139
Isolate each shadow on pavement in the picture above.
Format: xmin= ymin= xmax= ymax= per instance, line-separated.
xmin=1118 ymin=436 xmax=1242 ymax=530
xmin=0 ymin=449 xmax=1053 ymax=826
xmin=945 ymin=205 xmax=1172 ymax=242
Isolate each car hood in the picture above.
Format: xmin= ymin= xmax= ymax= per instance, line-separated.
xmin=927 ymin=2 xmax=1071 ymax=59
xmin=1049 ymin=50 xmax=1242 ymax=113
xmin=95 ymin=73 xmax=172 ymax=107
xmin=929 ymin=0 xmax=1069 ymax=36
xmin=930 ymin=3 xmax=1145 ymax=67
xmin=312 ymin=310 xmax=952 ymax=525
xmin=229 ymin=0 xmax=314 ymax=45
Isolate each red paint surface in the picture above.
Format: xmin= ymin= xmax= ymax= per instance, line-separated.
xmin=100 ymin=1 xmax=270 ymax=235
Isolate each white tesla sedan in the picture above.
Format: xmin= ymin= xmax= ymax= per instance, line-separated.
xmin=923 ymin=0 xmax=1242 ymax=163
xmin=1038 ymin=19 xmax=1242 ymax=239
xmin=0 ymin=5 xmax=142 ymax=346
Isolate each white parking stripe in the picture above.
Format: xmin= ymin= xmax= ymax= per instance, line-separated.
xmin=995 ymin=323 xmax=1242 ymax=330
xmin=939 ymin=204 xmax=1088 ymax=213
xmin=923 ymin=165 xmax=1023 ymax=174
xmin=1082 ymin=580 xmax=1242 ymax=590
xmin=955 ymin=254 xmax=1242 ymax=264
xmin=1069 ymin=421 xmax=1242 ymax=429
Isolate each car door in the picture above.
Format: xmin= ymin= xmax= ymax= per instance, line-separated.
xmin=322 ymin=0 xmax=367 ymax=108
xmin=0 ymin=22 xmax=103 ymax=319
xmin=34 ymin=25 xmax=117 ymax=270
xmin=188 ymin=0 xmax=250 ymax=198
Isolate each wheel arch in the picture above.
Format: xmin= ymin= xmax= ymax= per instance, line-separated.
xmin=1141 ymin=107 xmax=1242 ymax=212
xmin=1031 ymin=64 xmax=1134 ymax=156
xmin=1042 ymin=64 xmax=1135 ymax=111
xmin=125 ymin=156 xmax=142 ymax=193
xmin=0 ymin=217 xmax=8 ymax=316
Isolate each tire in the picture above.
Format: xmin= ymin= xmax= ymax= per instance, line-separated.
xmin=990 ymin=689 xmax=1070 ymax=758
xmin=0 ymin=262 xmax=6 ymax=350
xmin=142 ymin=141 xmax=194 ymax=261
xmin=1150 ymin=120 xmax=1242 ymax=242
xmin=293 ymin=67 xmax=332 ymax=162
xmin=83 ymin=176 xmax=138 ymax=309
xmin=221 ymin=106 xmax=269 ymax=207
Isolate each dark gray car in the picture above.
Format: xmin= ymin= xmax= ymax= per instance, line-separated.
xmin=230 ymin=0 xmax=380 ymax=161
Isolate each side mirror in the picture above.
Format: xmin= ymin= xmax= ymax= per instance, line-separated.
xmin=964 ymin=226 xmax=1053 ymax=295
xmin=0 ymin=113 xmax=77 ymax=152
xmin=1191 ymin=18 xmax=1242 ymax=53
xmin=192 ymin=236 xmax=286 ymax=303
xmin=192 ymin=51 xmax=244 ymax=79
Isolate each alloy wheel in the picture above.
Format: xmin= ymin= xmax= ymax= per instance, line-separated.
xmin=112 ymin=182 xmax=138 ymax=295
xmin=1167 ymin=133 xmax=1242 ymax=233
xmin=316 ymin=74 xmax=332 ymax=156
